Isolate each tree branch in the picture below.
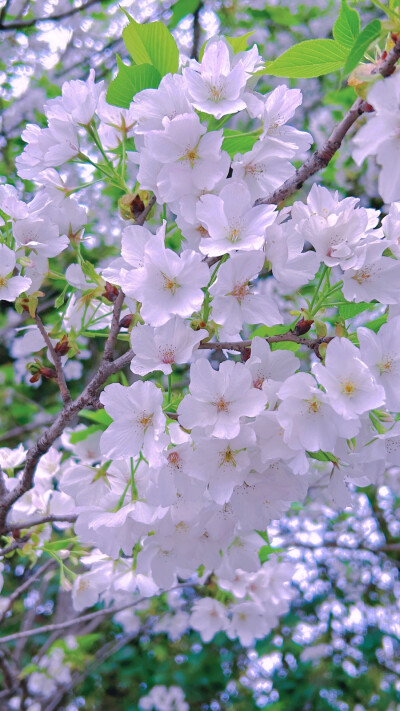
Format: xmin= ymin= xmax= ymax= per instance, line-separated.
xmin=198 ymin=334 xmax=333 ymax=352
xmin=191 ymin=3 xmax=202 ymax=60
xmin=102 ymin=289 xmax=125 ymax=362
xmin=0 ymin=583 xmax=190 ymax=644
xmin=256 ymin=37 xmax=400 ymax=206
xmin=2 ymin=514 xmax=77 ymax=536
xmin=0 ymin=0 xmax=104 ymax=30
xmin=135 ymin=194 xmax=156 ymax=226
xmin=34 ymin=313 xmax=71 ymax=405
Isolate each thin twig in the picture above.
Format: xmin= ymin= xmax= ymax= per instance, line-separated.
xmin=0 ymin=466 xmax=7 ymax=499
xmin=256 ymin=37 xmax=400 ymax=206
xmin=0 ymin=414 xmax=54 ymax=444
xmin=198 ymin=334 xmax=333 ymax=352
xmin=0 ymin=583 xmax=190 ymax=644
xmin=191 ymin=3 xmax=202 ymax=60
xmin=0 ymin=537 xmax=29 ymax=557
xmin=34 ymin=313 xmax=71 ymax=405
xmin=0 ymin=0 xmax=104 ymax=30
xmin=135 ymin=194 xmax=156 ymax=226
xmin=102 ymin=289 xmax=125 ymax=362
xmin=2 ymin=514 xmax=77 ymax=536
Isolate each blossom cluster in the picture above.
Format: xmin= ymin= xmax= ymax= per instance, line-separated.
xmin=2 ymin=33 xmax=400 ymax=664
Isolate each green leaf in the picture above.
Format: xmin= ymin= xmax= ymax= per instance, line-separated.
xmin=80 ymin=409 xmax=113 ymax=426
xmin=69 ymin=425 xmax=103 ymax=444
xmin=259 ymin=5 xmax=301 ymax=27
xmin=44 ymin=538 xmax=77 ymax=551
xmin=339 ymin=301 xmax=374 ymax=320
xmin=265 ymin=39 xmax=349 ymax=78
xmin=363 ymin=314 xmax=387 ymax=333
xmin=222 ymin=129 xmax=260 ymax=158
xmin=227 ymin=31 xmax=256 ymax=54
xmin=343 ymin=19 xmax=381 ymax=75
xmin=333 ymin=0 xmax=360 ymax=50
xmin=307 ymin=450 xmax=339 ymax=464
xmin=106 ymin=56 xmax=161 ymax=109
xmin=168 ymin=0 xmax=201 ymax=28
xmin=122 ymin=18 xmax=179 ymax=76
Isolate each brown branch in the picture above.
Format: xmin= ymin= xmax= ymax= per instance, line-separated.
xmin=0 ymin=536 xmax=29 ymax=557
xmin=0 ymin=195 xmax=158 ymax=533
xmin=0 ymin=650 xmax=17 ymax=690
xmin=0 ymin=0 xmax=12 ymax=24
xmin=135 ymin=194 xmax=156 ymax=226
xmin=0 ymin=355 xmax=132 ymax=533
xmin=191 ymin=3 xmax=202 ymax=60
xmin=198 ymin=333 xmax=333 ymax=351
xmin=102 ymin=289 xmax=125 ymax=362
xmin=0 ymin=0 xmax=105 ymax=30
xmin=0 ymin=583 xmax=190 ymax=644
xmin=0 ymin=466 xmax=7 ymax=499
xmin=2 ymin=514 xmax=77 ymax=536
xmin=0 ymin=414 xmax=54 ymax=444
xmin=256 ymin=37 xmax=400 ymax=207
xmin=34 ymin=313 xmax=71 ymax=405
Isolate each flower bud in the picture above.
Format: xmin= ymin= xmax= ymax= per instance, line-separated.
xmin=294 ymin=317 xmax=314 ymax=336
xmin=102 ymin=282 xmax=119 ymax=303
xmin=119 ymin=314 xmax=134 ymax=329
xmin=54 ymin=334 xmax=70 ymax=356
xmin=119 ymin=192 xmax=146 ymax=220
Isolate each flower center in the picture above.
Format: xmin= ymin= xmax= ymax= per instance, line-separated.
xmin=229 ymin=281 xmax=250 ymax=303
xmin=0 ymin=276 xmax=7 ymax=288
xmin=378 ymin=357 xmax=395 ymax=374
xmin=212 ymin=396 xmax=230 ymax=413
xmin=209 ymin=82 xmax=224 ymax=101
xmin=245 ymin=163 xmax=263 ymax=178
xmin=161 ymin=272 xmax=180 ymax=295
xmin=219 ymin=445 xmax=236 ymax=467
xmin=137 ymin=412 xmax=153 ymax=431
xmin=341 ymin=380 xmax=356 ymax=396
xmin=160 ymin=347 xmax=175 ymax=364
xmin=198 ymin=225 xmax=209 ymax=238
xmin=227 ymin=224 xmax=242 ymax=243
xmin=352 ymin=266 xmax=372 ymax=284
xmin=181 ymin=144 xmax=200 ymax=167
xmin=306 ymin=397 xmax=321 ymax=413
xmin=167 ymin=451 xmax=182 ymax=469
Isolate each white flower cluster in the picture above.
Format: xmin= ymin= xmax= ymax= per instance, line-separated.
xmin=4 ymin=35 xmax=400 ymax=650
xmin=138 ymin=685 xmax=189 ymax=711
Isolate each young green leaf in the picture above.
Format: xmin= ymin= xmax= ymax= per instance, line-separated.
xmin=222 ymin=129 xmax=260 ymax=158
xmin=106 ymin=56 xmax=161 ymax=108
xmin=343 ymin=18 xmax=382 ymax=75
xmin=333 ymin=0 xmax=360 ymax=50
xmin=265 ymin=39 xmax=349 ymax=78
xmin=227 ymin=31 xmax=256 ymax=54
xmin=339 ymin=301 xmax=374 ymax=320
xmin=168 ymin=0 xmax=201 ymax=29
xmin=69 ymin=424 xmax=104 ymax=444
xmin=122 ymin=19 xmax=179 ymax=76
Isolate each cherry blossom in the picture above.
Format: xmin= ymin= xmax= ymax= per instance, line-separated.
xmin=177 ymin=359 xmax=266 ymax=438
